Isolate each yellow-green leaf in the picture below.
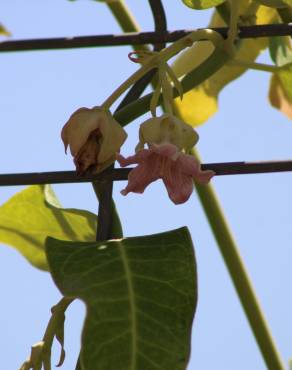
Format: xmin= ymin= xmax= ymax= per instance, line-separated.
xmin=269 ymin=67 xmax=292 ymax=118
xmin=268 ymin=35 xmax=292 ymax=118
xmin=0 ymin=185 xmax=97 ymax=270
xmin=182 ymin=0 xmax=226 ymax=9
xmin=173 ymin=4 xmax=278 ymax=126
xmin=0 ymin=23 xmax=11 ymax=36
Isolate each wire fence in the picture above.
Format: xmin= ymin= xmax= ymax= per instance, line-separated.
xmin=1 ymin=23 xmax=292 ymax=186
xmin=3 ymin=4 xmax=291 ymax=370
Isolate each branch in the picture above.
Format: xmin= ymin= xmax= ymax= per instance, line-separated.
xmin=90 ymin=0 xmax=168 ymax=243
xmin=149 ymin=0 xmax=167 ymax=50
xmin=1 ymin=160 xmax=292 ymax=186
xmin=1 ymin=24 xmax=292 ymax=52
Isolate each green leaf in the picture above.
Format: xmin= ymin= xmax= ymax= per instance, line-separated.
xmin=269 ymin=36 xmax=292 ymax=66
xmin=46 ymin=227 xmax=197 ymax=370
xmin=0 ymin=185 xmax=97 ymax=270
xmin=182 ymin=0 xmax=225 ymax=9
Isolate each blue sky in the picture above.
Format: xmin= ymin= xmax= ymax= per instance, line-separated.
xmin=1 ymin=1 xmax=292 ymax=369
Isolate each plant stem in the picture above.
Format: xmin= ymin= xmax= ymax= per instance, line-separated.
xmin=107 ymin=1 xmax=141 ymax=34
xmin=190 ymin=148 xmax=285 ymax=370
xmin=101 ymin=60 xmax=155 ymax=109
xmin=42 ymin=297 xmax=74 ymax=368
xmin=43 ymin=297 xmax=73 ymax=343
xmin=102 ymin=28 xmax=224 ymax=109
xmin=230 ymin=58 xmax=281 ymax=73
xmin=115 ymin=47 xmax=230 ymax=126
xmin=103 ymin=2 xmax=286 ymax=370
xmin=159 ymin=28 xmax=225 ymax=62
xmin=160 ymin=67 xmax=173 ymax=115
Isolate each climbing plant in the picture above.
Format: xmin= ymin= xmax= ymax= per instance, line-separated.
xmin=1 ymin=1 xmax=292 ymax=369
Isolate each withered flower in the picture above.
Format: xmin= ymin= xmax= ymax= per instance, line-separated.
xmin=61 ymin=106 xmax=127 ymax=174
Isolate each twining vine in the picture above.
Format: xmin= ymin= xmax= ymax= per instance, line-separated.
xmin=0 ymin=1 xmax=292 ymax=370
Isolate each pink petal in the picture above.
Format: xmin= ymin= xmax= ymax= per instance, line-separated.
xmin=120 ymin=152 xmax=161 ymax=195
xmin=162 ymin=162 xmax=194 ymax=204
xmin=176 ymin=154 xmax=215 ymax=184
xmin=193 ymin=170 xmax=215 ymax=184
xmin=150 ymin=143 xmax=178 ymax=159
xmin=176 ymin=154 xmax=200 ymax=175
xmin=116 ymin=149 xmax=152 ymax=167
xmin=118 ymin=143 xmax=214 ymax=204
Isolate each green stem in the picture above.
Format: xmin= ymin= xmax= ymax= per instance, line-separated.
xmin=102 ymin=28 xmax=224 ymax=109
xmin=107 ymin=1 xmax=141 ymax=34
xmin=43 ymin=297 xmax=73 ymax=345
xmin=42 ymin=297 xmax=74 ymax=370
xmin=159 ymin=28 xmax=225 ymax=61
xmin=160 ymin=67 xmax=173 ymax=115
xmin=150 ymin=78 xmax=162 ymax=116
xmin=191 ymin=148 xmax=285 ymax=370
xmin=114 ymin=47 xmax=230 ymax=126
xmin=230 ymin=58 xmax=281 ymax=73
xmin=101 ymin=60 xmax=155 ymax=109
xmin=226 ymin=0 xmax=239 ymax=47
xmin=107 ymin=2 xmax=286 ymax=370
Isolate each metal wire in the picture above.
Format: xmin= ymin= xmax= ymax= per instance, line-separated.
xmin=1 ymin=160 xmax=292 ymax=187
xmin=0 ymin=24 xmax=292 ymax=52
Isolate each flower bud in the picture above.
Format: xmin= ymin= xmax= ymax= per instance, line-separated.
xmin=136 ymin=113 xmax=198 ymax=152
xmin=61 ymin=106 xmax=127 ymax=174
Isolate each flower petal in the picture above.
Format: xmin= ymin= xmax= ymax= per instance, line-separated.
xmin=118 ymin=143 xmax=213 ymax=204
xmin=61 ymin=106 xmax=127 ymax=175
xmin=156 ymin=156 xmax=192 ymax=204
xmin=138 ymin=114 xmax=199 ymax=151
xmin=150 ymin=143 xmax=179 ymax=158
xmin=116 ymin=149 xmax=152 ymax=167
xmin=120 ymin=154 xmax=160 ymax=195
xmin=61 ymin=108 xmax=102 ymax=155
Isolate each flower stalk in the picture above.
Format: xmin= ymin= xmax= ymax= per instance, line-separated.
xmin=101 ymin=28 xmax=225 ymax=110
xmin=191 ymin=150 xmax=285 ymax=370
xmin=229 ymin=59 xmax=285 ymax=73
xmin=106 ymin=2 xmax=285 ymax=370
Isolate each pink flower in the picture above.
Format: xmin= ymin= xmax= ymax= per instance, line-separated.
xmin=117 ymin=143 xmax=215 ymax=205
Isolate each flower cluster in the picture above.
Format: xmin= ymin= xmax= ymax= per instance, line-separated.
xmin=62 ymin=109 xmax=214 ymax=204
xmin=61 ymin=49 xmax=215 ymax=204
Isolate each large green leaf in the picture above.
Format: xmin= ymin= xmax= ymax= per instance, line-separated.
xmin=182 ymin=0 xmax=225 ymax=9
xmin=46 ymin=227 xmax=197 ymax=370
xmin=0 ymin=185 xmax=97 ymax=270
